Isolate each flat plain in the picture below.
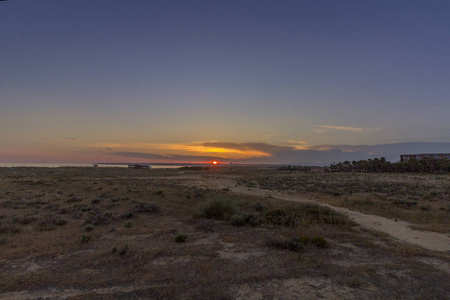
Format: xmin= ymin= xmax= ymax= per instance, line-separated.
xmin=0 ymin=166 xmax=449 ymax=299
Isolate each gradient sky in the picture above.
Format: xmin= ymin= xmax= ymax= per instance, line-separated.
xmin=1 ymin=0 xmax=449 ymax=164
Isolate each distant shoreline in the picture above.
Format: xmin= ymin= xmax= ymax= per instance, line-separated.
xmin=0 ymin=162 xmax=274 ymax=168
xmin=0 ymin=162 xmax=320 ymax=168
xmin=0 ymin=163 xmax=183 ymax=168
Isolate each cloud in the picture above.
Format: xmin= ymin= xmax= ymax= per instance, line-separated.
xmin=91 ymin=141 xmax=295 ymax=159
xmin=287 ymin=140 xmax=309 ymax=150
xmin=199 ymin=142 xmax=294 ymax=156
xmin=65 ymin=137 xmax=79 ymax=141
xmin=305 ymin=144 xmax=367 ymax=151
xmin=313 ymin=125 xmax=382 ymax=134
xmin=108 ymin=151 xmax=227 ymax=163
xmin=316 ymin=125 xmax=365 ymax=132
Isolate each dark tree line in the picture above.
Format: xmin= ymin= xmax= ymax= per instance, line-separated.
xmin=329 ymin=157 xmax=450 ymax=173
xmin=278 ymin=165 xmax=312 ymax=172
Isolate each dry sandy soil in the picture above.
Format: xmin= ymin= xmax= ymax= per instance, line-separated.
xmin=0 ymin=166 xmax=449 ymax=299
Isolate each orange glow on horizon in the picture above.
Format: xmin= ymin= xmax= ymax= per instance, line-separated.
xmin=90 ymin=142 xmax=270 ymax=158
xmin=212 ymin=161 xmax=218 ymax=165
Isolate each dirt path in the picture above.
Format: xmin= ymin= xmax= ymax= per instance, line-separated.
xmin=58 ymin=173 xmax=450 ymax=252
xmin=191 ymin=176 xmax=450 ymax=253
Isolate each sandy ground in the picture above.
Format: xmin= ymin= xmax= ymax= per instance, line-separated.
xmin=179 ymin=174 xmax=450 ymax=253
xmin=1 ymin=169 xmax=449 ymax=299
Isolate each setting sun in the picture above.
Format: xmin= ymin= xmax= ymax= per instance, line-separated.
xmin=212 ymin=161 xmax=218 ymax=165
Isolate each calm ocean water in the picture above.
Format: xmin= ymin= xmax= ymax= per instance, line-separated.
xmin=0 ymin=163 xmax=184 ymax=169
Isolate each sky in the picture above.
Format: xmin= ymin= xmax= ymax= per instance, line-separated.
xmin=1 ymin=0 xmax=449 ymax=165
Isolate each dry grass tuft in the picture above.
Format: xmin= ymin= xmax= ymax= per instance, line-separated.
xmin=394 ymin=244 xmax=430 ymax=257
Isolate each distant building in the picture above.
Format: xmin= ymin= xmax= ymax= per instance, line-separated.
xmin=400 ymin=153 xmax=450 ymax=162
xmin=128 ymin=164 xmax=152 ymax=169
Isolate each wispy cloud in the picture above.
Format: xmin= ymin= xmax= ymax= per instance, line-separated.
xmin=316 ymin=125 xmax=365 ymax=132
xmin=304 ymin=144 xmax=365 ymax=151
xmin=287 ymin=140 xmax=309 ymax=150
xmin=199 ymin=142 xmax=294 ymax=156
xmin=65 ymin=137 xmax=79 ymax=141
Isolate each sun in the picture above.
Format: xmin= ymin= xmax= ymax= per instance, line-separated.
xmin=212 ymin=161 xmax=218 ymax=165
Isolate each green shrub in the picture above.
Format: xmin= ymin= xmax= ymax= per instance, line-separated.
xmin=125 ymin=221 xmax=133 ymax=228
xmin=175 ymin=233 xmax=188 ymax=243
xmin=267 ymin=235 xmax=328 ymax=252
xmin=84 ymin=224 xmax=95 ymax=232
xmin=14 ymin=216 xmax=36 ymax=225
xmin=133 ymin=202 xmax=160 ymax=214
xmin=84 ymin=210 xmax=114 ymax=226
xmin=295 ymin=203 xmax=349 ymax=225
xmin=91 ymin=199 xmax=101 ymax=204
xmin=55 ymin=218 xmax=67 ymax=226
xmin=247 ymin=214 xmax=262 ymax=227
xmin=35 ymin=220 xmax=55 ymax=231
xmin=265 ymin=204 xmax=350 ymax=227
xmin=253 ymin=202 xmax=264 ymax=212
xmin=59 ymin=207 xmax=70 ymax=214
xmin=230 ymin=213 xmax=261 ymax=227
xmin=265 ymin=208 xmax=296 ymax=226
xmin=72 ymin=203 xmax=91 ymax=212
xmin=197 ymin=198 xmax=236 ymax=220
xmin=81 ymin=235 xmax=91 ymax=243
xmin=299 ymin=235 xmax=309 ymax=244
xmin=311 ymin=236 xmax=328 ymax=248
xmin=9 ymin=225 xmax=22 ymax=234
xmin=120 ymin=212 xmax=135 ymax=219
xmin=71 ymin=211 xmax=83 ymax=219
xmin=119 ymin=244 xmax=128 ymax=255
xmin=230 ymin=214 xmax=246 ymax=226
xmin=35 ymin=215 xmax=67 ymax=231
xmin=67 ymin=196 xmax=82 ymax=203
xmin=266 ymin=237 xmax=305 ymax=252
xmin=0 ymin=225 xmax=8 ymax=234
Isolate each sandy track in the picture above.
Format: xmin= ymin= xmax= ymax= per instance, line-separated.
xmin=192 ymin=176 xmax=450 ymax=253
xmin=65 ymin=174 xmax=450 ymax=252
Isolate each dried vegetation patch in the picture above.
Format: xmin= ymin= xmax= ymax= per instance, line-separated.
xmin=237 ymin=172 xmax=450 ymax=232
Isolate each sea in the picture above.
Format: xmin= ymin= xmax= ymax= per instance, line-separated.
xmin=0 ymin=163 xmax=187 ymax=169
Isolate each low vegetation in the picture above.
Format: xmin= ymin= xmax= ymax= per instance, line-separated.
xmin=175 ymin=232 xmax=188 ymax=243
xmin=266 ymin=234 xmax=329 ymax=253
xmin=329 ymin=157 xmax=450 ymax=173
xmin=237 ymin=171 xmax=450 ymax=232
xmin=196 ymin=198 xmax=236 ymax=220
xmin=0 ymin=166 xmax=448 ymax=299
